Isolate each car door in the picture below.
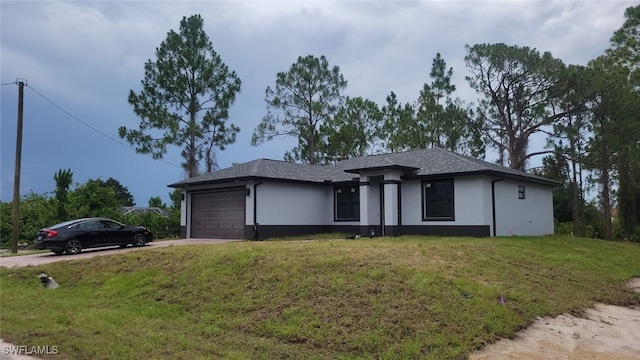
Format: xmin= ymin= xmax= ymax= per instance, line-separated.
xmin=99 ymin=219 xmax=128 ymax=245
xmin=71 ymin=220 xmax=103 ymax=247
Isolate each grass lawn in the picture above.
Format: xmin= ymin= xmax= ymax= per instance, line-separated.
xmin=1 ymin=235 xmax=639 ymax=359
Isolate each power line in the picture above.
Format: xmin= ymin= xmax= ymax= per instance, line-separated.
xmin=23 ymin=82 xmax=182 ymax=169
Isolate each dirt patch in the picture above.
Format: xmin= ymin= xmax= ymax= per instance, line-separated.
xmin=470 ymin=278 xmax=640 ymax=360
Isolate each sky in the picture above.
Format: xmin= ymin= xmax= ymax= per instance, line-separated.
xmin=0 ymin=0 xmax=634 ymax=206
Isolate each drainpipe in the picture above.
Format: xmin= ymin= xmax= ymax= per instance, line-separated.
xmin=253 ymin=181 xmax=262 ymax=240
xmin=491 ymin=176 xmax=504 ymax=237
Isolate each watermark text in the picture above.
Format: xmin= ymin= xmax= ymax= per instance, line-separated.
xmin=3 ymin=345 xmax=59 ymax=356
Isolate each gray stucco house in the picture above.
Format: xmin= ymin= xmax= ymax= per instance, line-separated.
xmin=168 ymin=148 xmax=559 ymax=239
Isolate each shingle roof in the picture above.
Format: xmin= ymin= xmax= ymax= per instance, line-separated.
xmin=336 ymin=148 xmax=557 ymax=183
xmin=168 ymin=148 xmax=559 ymax=187
xmin=168 ymin=158 xmax=355 ymax=187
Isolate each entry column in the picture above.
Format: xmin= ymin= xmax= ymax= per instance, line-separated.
xmin=358 ymin=175 xmax=370 ymax=236
xmin=383 ymin=172 xmax=401 ymax=236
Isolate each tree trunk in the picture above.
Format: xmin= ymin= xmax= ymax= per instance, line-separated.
xmin=508 ymin=136 xmax=528 ymax=170
xmin=569 ymin=127 xmax=583 ymax=237
xmin=570 ymin=180 xmax=583 ymax=237
xmin=600 ymin=166 xmax=613 ymax=240
xmin=308 ymin=114 xmax=317 ymax=165
xmin=188 ymin=120 xmax=198 ymax=178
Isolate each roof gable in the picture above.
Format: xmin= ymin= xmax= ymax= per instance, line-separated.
xmin=335 ymin=148 xmax=558 ymax=185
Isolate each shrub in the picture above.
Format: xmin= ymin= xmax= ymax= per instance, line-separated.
xmin=119 ymin=211 xmax=180 ymax=240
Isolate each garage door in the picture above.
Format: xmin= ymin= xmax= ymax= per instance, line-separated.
xmin=190 ymin=188 xmax=246 ymax=239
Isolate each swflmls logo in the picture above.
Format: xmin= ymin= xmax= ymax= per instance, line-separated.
xmin=3 ymin=345 xmax=59 ymax=355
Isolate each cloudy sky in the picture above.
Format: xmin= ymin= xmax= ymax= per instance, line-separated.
xmin=0 ymin=0 xmax=633 ymax=205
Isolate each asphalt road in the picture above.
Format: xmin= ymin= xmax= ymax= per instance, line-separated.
xmin=0 ymin=238 xmax=238 ymax=268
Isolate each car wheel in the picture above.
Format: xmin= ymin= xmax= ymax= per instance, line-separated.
xmin=119 ymin=244 xmax=128 ymax=248
xmin=65 ymin=239 xmax=82 ymax=255
xmin=133 ymin=233 xmax=147 ymax=247
xmin=51 ymin=249 xmax=65 ymax=255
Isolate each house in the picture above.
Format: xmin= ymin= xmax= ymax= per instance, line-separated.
xmin=168 ymin=148 xmax=559 ymax=239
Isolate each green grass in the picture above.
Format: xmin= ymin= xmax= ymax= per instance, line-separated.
xmin=1 ymin=235 xmax=639 ymax=359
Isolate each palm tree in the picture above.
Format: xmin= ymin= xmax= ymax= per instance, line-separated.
xmin=53 ymin=169 xmax=73 ymax=218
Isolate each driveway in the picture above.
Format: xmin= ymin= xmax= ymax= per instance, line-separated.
xmin=0 ymin=238 xmax=239 ymax=268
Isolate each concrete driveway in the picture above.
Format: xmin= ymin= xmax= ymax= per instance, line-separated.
xmin=0 ymin=238 xmax=239 ymax=268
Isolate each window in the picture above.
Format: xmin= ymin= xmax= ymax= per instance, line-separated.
xmin=102 ymin=220 xmax=124 ymax=228
xmin=74 ymin=220 xmax=100 ymax=230
xmin=518 ymin=185 xmax=526 ymax=199
xmin=335 ymin=186 xmax=360 ymax=221
xmin=423 ymin=179 xmax=454 ymax=221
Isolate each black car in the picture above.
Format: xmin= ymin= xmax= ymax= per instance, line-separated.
xmin=34 ymin=218 xmax=153 ymax=255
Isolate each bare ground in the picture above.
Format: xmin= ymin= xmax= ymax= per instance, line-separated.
xmin=470 ymin=278 xmax=640 ymax=360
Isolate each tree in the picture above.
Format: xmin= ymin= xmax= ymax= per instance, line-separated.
xmin=67 ymin=179 xmax=122 ymax=219
xmin=608 ymin=5 xmax=640 ymax=72
xmin=148 ymin=196 xmax=167 ymax=208
xmin=414 ymin=53 xmax=484 ymax=157
xmin=0 ymin=201 xmax=11 ymax=246
xmin=465 ymin=43 xmax=577 ymax=170
xmin=545 ymin=65 xmax=592 ymax=237
xmin=169 ymin=188 xmax=183 ymax=210
xmin=53 ymin=168 xmax=73 ymax=219
xmin=534 ymin=154 xmax=572 ymax=223
xmin=380 ymin=91 xmax=415 ymax=153
xmin=582 ymin=57 xmax=635 ymax=240
xmin=120 ymin=14 xmax=241 ymax=177
xmin=318 ymin=97 xmax=384 ymax=163
xmin=577 ymin=6 xmax=640 ymax=241
xmin=0 ymin=193 xmax=57 ymax=246
xmin=251 ymin=55 xmax=347 ymax=164
xmin=104 ymin=177 xmax=135 ymax=206
xmin=607 ymin=5 xmax=640 ymax=240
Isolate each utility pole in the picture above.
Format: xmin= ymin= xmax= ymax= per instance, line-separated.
xmin=10 ymin=81 xmax=25 ymax=254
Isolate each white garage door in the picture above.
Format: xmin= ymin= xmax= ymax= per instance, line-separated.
xmin=190 ymin=188 xmax=246 ymax=239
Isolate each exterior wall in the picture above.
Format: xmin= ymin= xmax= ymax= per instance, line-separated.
xmin=255 ymin=181 xmax=332 ymax=225
xmin=177 ymin=174 xmax=554 ymax=239
xmin=399 ymin=176 xmax=492 ymax=237
xmin=494 ymin=179 xmax=554 ymax=236
xmin=401 ymin=176 xmax=492 ymax=226
xmin=252 ymin=181 xmax=359 ymax=239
